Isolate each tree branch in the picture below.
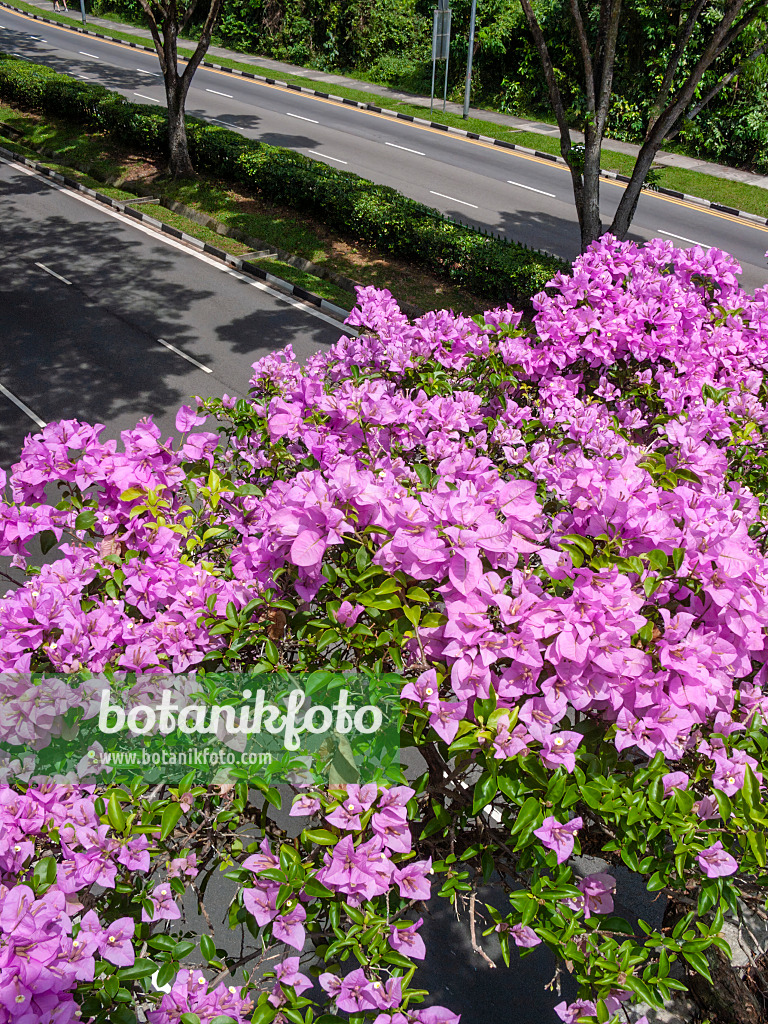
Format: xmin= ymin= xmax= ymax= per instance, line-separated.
xmin=468 ymin=892 xmax=497 ymax=968
xmin=593 ymin=0 xmax=622 ymax=135
xmin=668 ymin=36 xmax=768 ymax=134
xmin=179 ymin=0 xmax=202 ymax=34
xmin=136 ymin=0 xmax=167 ymax=75
xmin=647 ymin=0 xmax=712 ymax=131
xmin=518 ymin=0 xmax=574 ymax=160
xmin=570 ymin=0 xmax=596 ymax=113
xmin=179 ymin=0 xmax=225 ymax=94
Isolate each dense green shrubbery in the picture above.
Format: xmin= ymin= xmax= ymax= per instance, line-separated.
xmin=0 ymin=54 xmax=564 ymax=303
xmin=89 ymin=0 xmax=768 ymax=174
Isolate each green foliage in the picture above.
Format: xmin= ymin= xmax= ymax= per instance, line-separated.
xmin=0 ymin=54 xmax=564 ymax=304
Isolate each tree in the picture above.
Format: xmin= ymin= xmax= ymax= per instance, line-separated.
xmin=518 ymin=0 xmax=768 ymax=250
xmin=137 ymin=0 xmax=226 ymax=177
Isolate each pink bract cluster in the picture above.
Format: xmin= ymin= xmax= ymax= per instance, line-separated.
xmin=0 ymin=235 xmax=767 ymax=1021
xmin=0 ymin=783 xmax=139 ymax=1022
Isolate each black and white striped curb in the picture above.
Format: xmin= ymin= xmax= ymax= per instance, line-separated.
xmin=4 ymin=0 xmax=768 ymax=230
xmin=0 ymin=143 xmax=354 ymax=323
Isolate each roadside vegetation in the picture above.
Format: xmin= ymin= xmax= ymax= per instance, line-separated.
xmin=0 ymin=55 xmax=564 ymax=308
xmin=0 ymin=98 xmax=498 ymax=314
xmin=4 ymin=0 xmax=768 ymax=221
xmin=83 ymin=0 xmax=768 ymax=179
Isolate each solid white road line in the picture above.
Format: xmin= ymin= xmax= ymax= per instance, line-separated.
xmin=429 ymin=190 xmax=478 ymax=209
xmin=206 ymin=88 xmax=233 ymax=98
xmin=1 ymin=154 xmax=355 ymax=335
xmin=286 ymin=112 xmax=319 ymax=124
xmin=156 ymin=338 xmax=213 ymax=374
xmin=385 ymin=141 xmax=425 ymax=156
xmin=507 ymin=179 xmax=556 ymax=198
xmin=308 ymin=150 xmax=348 ymax=165
xmin=134 ymin=93 xmax=160 ymax=103
xmin=0 ymin=382 xmax=47 ymax=429
xmin=78 ymin=50 xmax=99 ymax=58
xmin=34 ymin=262 xmax=72 ymax=285
xmin=658 ymin=229 xmax=709 ymax=247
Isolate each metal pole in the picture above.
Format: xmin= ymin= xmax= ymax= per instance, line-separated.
xmin=430 ymin=9 xmax=438 ymax=115
xmin=442 ymin=8 xmax=451 ymax=111
xmin=463 ymin=0 xmax=477 ymax=119
xmin=79 ymin=0 xmax=86 ymax=23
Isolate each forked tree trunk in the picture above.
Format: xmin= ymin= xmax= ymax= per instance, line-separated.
xmin=137 ymin=0 xmax=225 ymax=179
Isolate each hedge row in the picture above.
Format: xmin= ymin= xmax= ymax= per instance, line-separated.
xmin=0 ymin=55 xmax=567 ymax=303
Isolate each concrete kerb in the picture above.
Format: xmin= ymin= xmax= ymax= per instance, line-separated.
xmin=0 ymin=142 xmax=354 ymax=323
xmin=4 ymin=0 xmax=768 ymax=230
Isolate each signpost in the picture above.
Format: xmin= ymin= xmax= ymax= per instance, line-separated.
xmin=430 ymin=0 xmax=451 ymax=115
xmin=463 ymin=0 xmax=477 ymax=119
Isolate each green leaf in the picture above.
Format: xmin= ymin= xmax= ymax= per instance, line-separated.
xmin=160 ymin=802 xmax=183 ymax=841
xmin=75 ymin=509 xmax=97 ymax=531
xmin=39 ymin=529 xmax=57 ymax=555
xmin=383 ymin=950 xmax=416 ymax=969
xmin=200 ymin=934 xmax=217 ymax=962
xmin=747 ymin=831 xmax=766 ymax=868
xmin=303 ymin=877 xmax=334 ymax=898
xmin=683 ymin=950 xmax=713 ymax=983
xmin=647 ymin=548 xmax=668 ymax=572
xmin=672 ymin=548 xmax=685 ymax=571
xmin=250 ymin=1001 xmax=278 ymax=1024
xmin=107 ymin=792 xmax=126 ymax=832
xmin=510 ymin=796 xmax=542 ymax=838
xmin=472 ymin=772 xmax=498 ymax=815
xmin=561 ymin=533 xmax=594 ymax=556
xmin=155 ymin=961 xmax=179 ymax=988
xmin=413 ymin=464 xmax=433 ymax=489
xmin=147 ymin=935 xmax=178 ymax=952
xmin=301 ymin=829 xmax=338 ymax=846
xmin=714 ymin=789 xmax=732 ymax=821
xmin=117 ymin=958 xmax=157 ymax=980
xmin=742 ymin=765 xmax=760 ymax=811
xmin=32 ymin=855 xmax=57 ymax=891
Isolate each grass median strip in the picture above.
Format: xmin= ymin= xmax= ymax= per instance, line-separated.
xmin=4 ymin=0 xmax=768 ymax=220
xmin=0 ymin=100 xmax=490 ymax=314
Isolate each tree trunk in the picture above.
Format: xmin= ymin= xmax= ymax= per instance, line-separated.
xmin=579 ymin=126 xmax=603 ymax=249
xmin=687 ymin=944 xmax=764 ymax=1023
xmin=609 ymin=138 xmax=659 ymax=239
xmin=166 ymin=78 xmax=194 ymax=178
xmin=663 ymin=900 xmax=764 ymax=1024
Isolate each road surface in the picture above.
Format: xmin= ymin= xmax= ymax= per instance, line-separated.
xmin=2 ymin=4 xmax=768 ymax=291
xmin=0 ymin=154 xmax=348 ymax=469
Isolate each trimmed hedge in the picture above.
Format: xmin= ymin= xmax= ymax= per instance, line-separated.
xmin=0 ymin=55 xmax=566 ymax=303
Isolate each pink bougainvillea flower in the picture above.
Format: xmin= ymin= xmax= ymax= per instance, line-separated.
xmin=533 ymin=816 xmax=583 ymax=864
xmin=697 ymin=841 xmax=739 ymax=878
xmin=388 ymin=917 xmax=426 ymax=959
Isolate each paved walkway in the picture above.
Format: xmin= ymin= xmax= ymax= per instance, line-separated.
xmin=18 ymin=0 xmax=768 ymax=191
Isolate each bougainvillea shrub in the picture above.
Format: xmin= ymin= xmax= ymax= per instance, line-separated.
xmin=1 ymin=234 xmax=768 ymax=1023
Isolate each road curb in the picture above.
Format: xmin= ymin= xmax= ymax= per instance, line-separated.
xmin=4 ymin=1 xmax=768 ymax=230
xmin=0 ymin=142 xmax=354 ymax=323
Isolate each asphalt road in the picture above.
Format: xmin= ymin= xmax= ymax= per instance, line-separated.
xmin=0 ymin=154 xmax=349 ymax=469
xmin=2 ymin=5 xmax=768 ymax=292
